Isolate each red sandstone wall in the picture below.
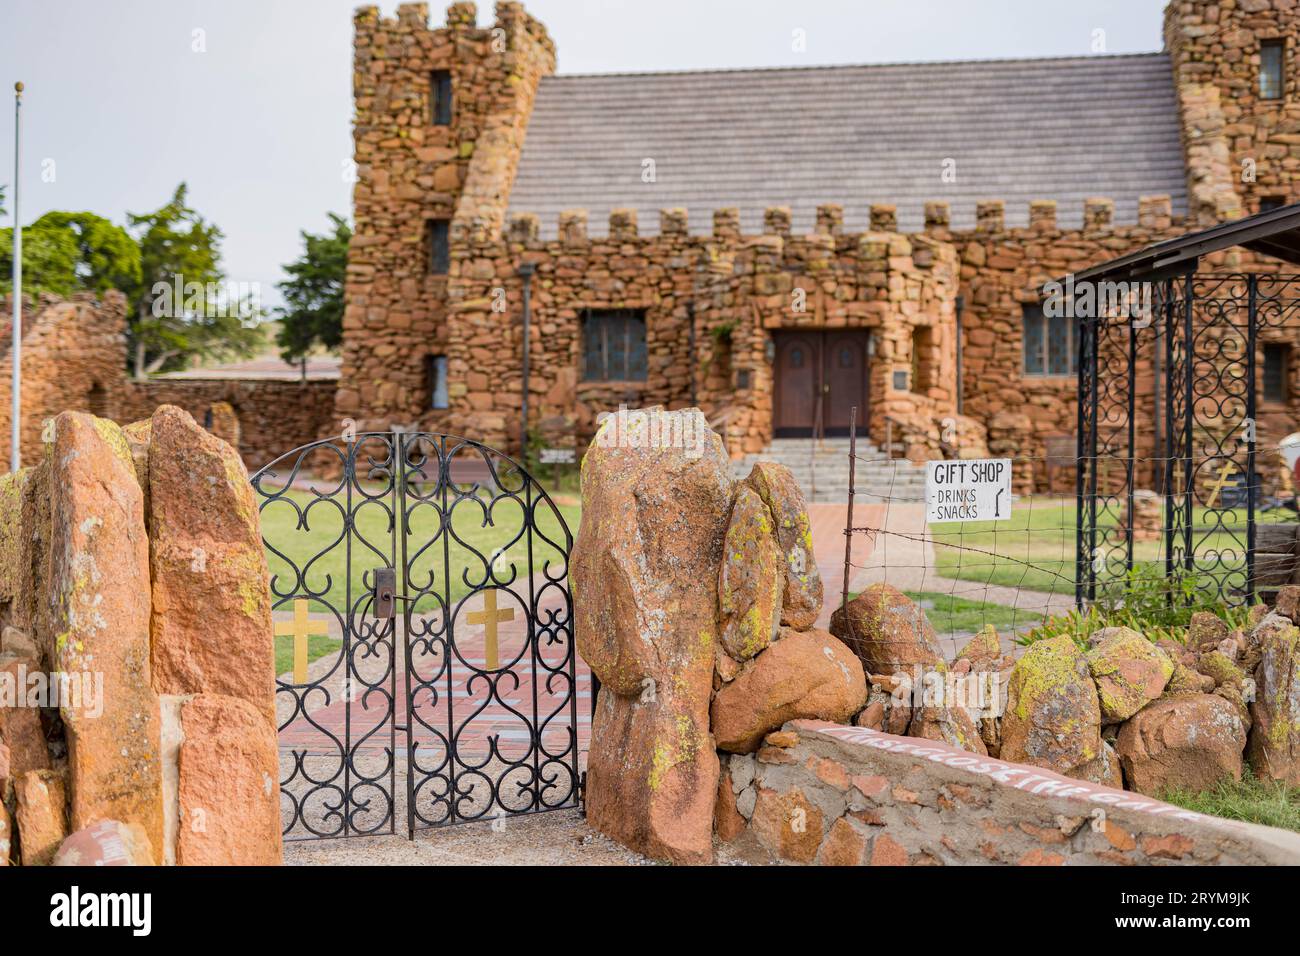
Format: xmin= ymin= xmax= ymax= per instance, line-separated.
xmin=0 ymin=292 xmax=129 ymax=469
xmin=119 ymin=379 xmax=339 ymax=473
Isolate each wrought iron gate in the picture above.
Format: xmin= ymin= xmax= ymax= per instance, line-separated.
xmin=253 ymin=431 xmax=580 ymax=841
xmin=1077 ymin=272 xmax=1300 ymax=609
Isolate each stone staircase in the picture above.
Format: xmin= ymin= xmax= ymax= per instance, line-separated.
xmin=732 ymin=437 xmax=928 ymax=504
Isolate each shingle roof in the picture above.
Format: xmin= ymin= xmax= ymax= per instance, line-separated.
xmin=506 ymin=53 xmax=1189 ymax=238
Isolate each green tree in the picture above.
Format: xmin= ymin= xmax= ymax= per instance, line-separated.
xmin=0 ymin=211 xmax=140 ymax=297
xmin=274 ymin=213 xmax=350 ymax=363
xmin=126 ymin=183 xmax=262 ymax=377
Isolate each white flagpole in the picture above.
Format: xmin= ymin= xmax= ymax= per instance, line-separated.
xmin=10 ymin=81 xmax=22 ymax=473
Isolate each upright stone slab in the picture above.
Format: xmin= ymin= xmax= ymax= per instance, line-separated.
xmin=177 ymin=694 xmax=282 ymax=865
xmin=572 ymin=407 xmax=733 ymax=864
xmin=146 ymin=406 xmax=276 ymax=725
xmin=744 ymin=462 xmax=823 ymax=629
xmin=1248 ymin=618 xmax=1300 ymax=786
xmin=718 ymin=487 xmax=782 ymax=661
xmin=47 ymin=412 xmax=163 ymax=860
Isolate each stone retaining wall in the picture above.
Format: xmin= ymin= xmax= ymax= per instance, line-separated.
xmin=718 ymin=719 xmax=1300 ymax=865
xmin=121 ymin=379 xmax=339 ymax=473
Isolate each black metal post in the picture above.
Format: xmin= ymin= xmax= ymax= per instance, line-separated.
xmin=519 ymin=262 xmax=535 ymax=460
xmin=1163 ymin=278 xmax=1178 ymax=595
xmin=1183 ymin=270 xmax=1196 ymax=581
xmin=1075 ymin=300 xmax=1092 ymax=610
xmin=842 ymin=405 xmax=858 ymax=617
xmin=1086 ymin=308 xmax=1100 ymax=604
xmin=1126 ymin=314 xmax=1137 ymax=577
xmin=1246 ymin=273 xmax=1258 ymax=603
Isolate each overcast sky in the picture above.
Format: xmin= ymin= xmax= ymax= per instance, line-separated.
xmin=0 ymin=0 xmax=1166 ymax=307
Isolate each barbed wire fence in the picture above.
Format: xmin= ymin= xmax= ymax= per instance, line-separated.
xmin=837 ymin=406 xmax=1300 ymax=654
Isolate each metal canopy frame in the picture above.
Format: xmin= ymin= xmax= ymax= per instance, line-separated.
xmin=1068 ymin=202 xmax=1300 ymax=286
xmin=1073 ymin=205 xmax=1300 ymax=611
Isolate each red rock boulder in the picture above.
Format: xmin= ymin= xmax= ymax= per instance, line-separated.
xmin=829 ymin=583 xmax=946 ymax=675
xmin=1117 ymin=694 xmax=1246 ymax=795
xmin=711 ymin=628 xmax=867 ymax=753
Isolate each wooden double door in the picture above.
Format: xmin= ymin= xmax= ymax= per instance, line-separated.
xmin=772 ymin=330 xmax=869 ymax=437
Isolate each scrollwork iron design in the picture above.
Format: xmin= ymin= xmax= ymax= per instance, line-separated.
xmin=253 ymin=431 xmax=579 ymax=841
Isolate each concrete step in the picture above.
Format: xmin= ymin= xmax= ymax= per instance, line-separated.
xmin=735 ymin=438 xmax=927 ymax=503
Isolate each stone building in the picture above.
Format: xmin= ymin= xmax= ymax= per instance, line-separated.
xmin=333 ymin=0 xmax=1300 ymax=473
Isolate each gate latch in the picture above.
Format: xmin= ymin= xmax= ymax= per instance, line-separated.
xmin=373 ymin=567 xmax=398 ymax=619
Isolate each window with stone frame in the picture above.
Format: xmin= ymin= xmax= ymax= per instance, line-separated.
xmin=582 ymin=309 xmax=648 ymax=382
xmin=1263 ymin=342 xmax=1291 ymax=404
xmin=426 ymin=354 xmax=450 ymax=409
xmin=430 ymin=69 xmax=453 ymax=125
xmin=427 ymin=219 xmax=450 ymax=275
xmin=1023 ymin=302 xmax=1078 ymax=376
xmin=1261 ymin=39 xmax=1285 ymax=101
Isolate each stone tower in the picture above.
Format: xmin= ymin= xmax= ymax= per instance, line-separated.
xmin=1164 ymin=0 xmax=1299 ymax=221
xmin=337 ymin=2 xmax=555 ymax=436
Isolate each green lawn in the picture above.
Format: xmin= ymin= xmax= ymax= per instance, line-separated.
xmin=1161 ymin=771 xmax=1300 ymax=834
xmin=261 ymin=484 xmax=580 ymax=638
xmin=903 ymin=590 xmax=1042 ymax=635
xmin=931 ymin=500 xmax=1292 ymax=597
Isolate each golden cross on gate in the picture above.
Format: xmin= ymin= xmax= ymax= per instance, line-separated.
xmin=467 ymin=589 xmax=514 ymax=670
xmin=1204 ymin=460 xmax=1237 ymax=509
xmin=274 ymin=599 xmax=329 ymax=684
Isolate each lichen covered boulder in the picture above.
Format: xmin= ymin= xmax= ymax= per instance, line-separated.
xmin=1198 ymin=649 xmax=1248 ymax=689
xmin=1116 ymin=694 xmax=1246 ymax=795
xmin=718 ymin=487 xmax=782 ymax=661
xmin=1247 ymin=617 xmax=1300 ymax=786
xmin=572 ymin=407 xmax=732 ymax=864
xmin=829 ymin=583 xmax=945 ymax=675
xmin=1188 ymin=611 xmax=1229 ymax=650
xmin=743 ymin=462 xmax=823 ymax=629
xmin=1084 ymin=627 xmax=1174 ymax=723
xmin=711 ymin=628 xmax=867 ymax=753
xmin=999 ymin=636 xmax=1102 ymax=778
